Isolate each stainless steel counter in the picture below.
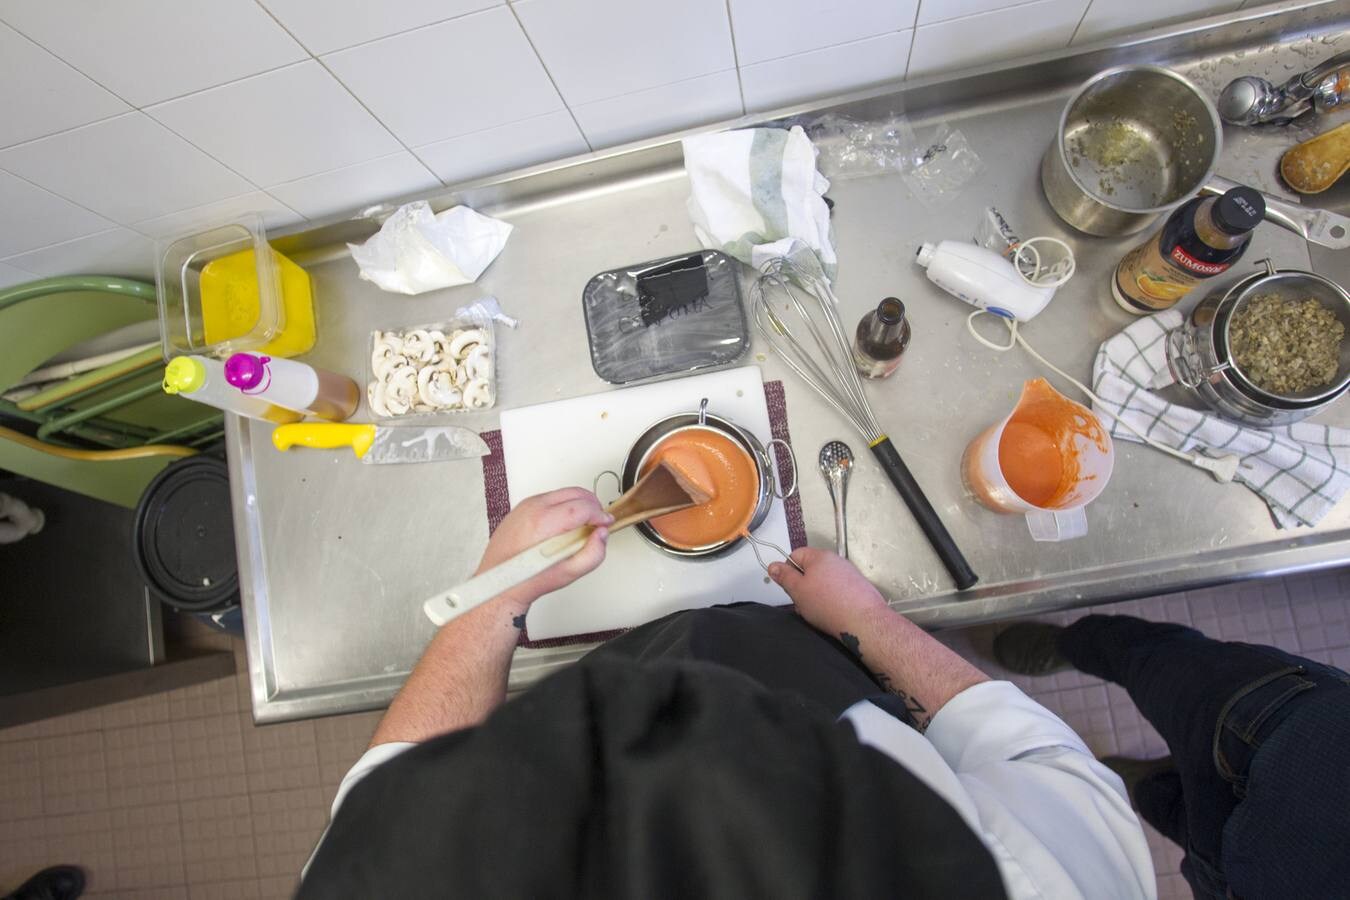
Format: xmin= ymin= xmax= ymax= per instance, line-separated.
xmin=230 ymin=0 xmax=1350 ymax=722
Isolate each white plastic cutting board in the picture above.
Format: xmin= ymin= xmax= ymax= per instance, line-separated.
xmin=500 ymin=366 xmax=791 ymax=640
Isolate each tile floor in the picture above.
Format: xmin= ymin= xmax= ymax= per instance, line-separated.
xmin=2 ymin=567 xmax=1347 ymax=899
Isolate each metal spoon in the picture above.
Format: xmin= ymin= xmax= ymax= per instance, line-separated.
xmin=818 ymin=441 xmax=854 ymax=558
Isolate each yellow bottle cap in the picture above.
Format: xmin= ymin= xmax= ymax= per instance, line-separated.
xmin=163 ymin=356 xmax=206 ymax=395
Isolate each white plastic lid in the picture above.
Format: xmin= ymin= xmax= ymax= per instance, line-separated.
xmin=915 ymin=242 xmax=937 ymax=268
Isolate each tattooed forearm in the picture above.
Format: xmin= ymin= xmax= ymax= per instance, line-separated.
xmin=840 ymin=631 xmax=932 ymax=732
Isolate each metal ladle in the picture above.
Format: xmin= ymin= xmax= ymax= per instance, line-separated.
xmin=818 ymin=441 xmax=854 ymax=558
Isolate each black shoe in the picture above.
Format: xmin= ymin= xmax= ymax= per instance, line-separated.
xmin=993 ymin=622 xmax=1071 ymax=675
xmin=1101 ymin=755 xmax=1177 ymax=808
xmin=6 ymin=866 xmax=85 ymax=900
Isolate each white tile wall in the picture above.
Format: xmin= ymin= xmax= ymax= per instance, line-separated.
xmin=0 ymin=0 xmax=1293 ymax=283
xmin=908 ymin=0 xmax=1090 ymax=77
xmin=0 ymin=0 xmax=307 ymax=106
xmin=741 ymin=30 xmax=913 ymax=112
xmin=1074 ymin=0 xmax=1240 ymax=43
xmin=730 ymin=0 xmax=920 ymax=64
xmin=572 ymin=71 xmax=742 ymax=149
xmin=413 ymin=111 xmax=589 ymax=185
xmin=512 ymin=0 xmax=736 ymax=105
xmin=0 ymin=22 xmax=127 ymax=149
xmin=321 ymin=9 xmax=564 ymax=148
xmin=0 ymin=113 xmax=252 ymax=224
xmin=267 ymin=153 xmax=442 ymax=220
xmin=147 ymin=62 xmax=401 ymax=188
xmin=2 ymin=228 xmax=158 ymax=281
xmin=0 ymin=170 xmax=110 ymax=258
xmin=258 ymin=0 xmax=503 ymax=55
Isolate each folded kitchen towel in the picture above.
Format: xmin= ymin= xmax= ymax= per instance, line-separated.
xmin=1092 ymin=310 xmax=1350 ymax=528
xmin=681 ymin=126 xmax=836 ymax=277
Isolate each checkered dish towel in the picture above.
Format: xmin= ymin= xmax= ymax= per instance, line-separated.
xmin=1092 ymin=310 xmax=1350 ymax=528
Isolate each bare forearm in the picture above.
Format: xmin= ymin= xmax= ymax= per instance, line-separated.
xmin=371 ymin=589 xmax=531 ymax=746
xmin=829 ymin=604 xmax=989 ymax=732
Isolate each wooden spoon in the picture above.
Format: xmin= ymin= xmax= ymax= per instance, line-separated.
xmin=423 ymin=460 xmax=714 ymax=625
xmin=1280 ymin=122 xmax=1350 ymax=195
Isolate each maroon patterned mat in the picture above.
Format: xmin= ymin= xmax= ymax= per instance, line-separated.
xmin=479 ymin=379 xmax=806 ymax=649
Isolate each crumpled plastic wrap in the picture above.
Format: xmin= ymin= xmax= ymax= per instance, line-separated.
xmin=803 ymin=114 xmax=985 ymax=206
xmin=348 ymin=201 xmax=512 ymax=295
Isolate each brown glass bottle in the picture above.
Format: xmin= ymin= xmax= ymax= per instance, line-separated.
xmin=854 ymin=298 xmax=911 ymax=379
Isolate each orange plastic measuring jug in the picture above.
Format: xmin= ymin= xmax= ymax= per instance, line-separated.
xmin=962 ymin=378 xmax=1114 ymax=541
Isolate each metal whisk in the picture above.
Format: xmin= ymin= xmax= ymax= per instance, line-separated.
xmin=750 ymin=254 xmax=978 ymax=590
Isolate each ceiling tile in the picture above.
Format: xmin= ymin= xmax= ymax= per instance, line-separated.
xmin=740 ymin=30 xmax=912 ymax=112
xmin=258 ymin=0 xmax=502 ymax=54
xmin=147 ymin=62 xmax=402 ymax=187
xmin=3 ymin=227 xmax=157 ymax=280
xmin=0 ymin=170 xmax=111 ymax=257
xmin=0 ymin=113 xmax=253 ymax=224
xmin=267 ymin=153 xmax=442 ymax=219
xmin=572 ymin=71 xmax=742 ymax=149
xmin=728 ymin=0 xmax=919 ymax=65
xmin=323 ymin=8 xmax=564 ymax=147
xmin=513 ymin=0 xmax=736 ymax=105
xmin=0 ymin=0 xmax=307 ymax=106
xmin=413 ymin=111 xmax=588 ymax=185
xmin=0 ymin=22 xmax=127 ymax=149
xmin=132 ymin=191 xmax=305 ymax=240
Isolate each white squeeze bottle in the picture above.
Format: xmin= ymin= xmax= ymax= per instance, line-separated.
xmin=223 ymin=352 xmax=360 ymax=421
xmin=163 ymin=356 xmax=302 ymax=424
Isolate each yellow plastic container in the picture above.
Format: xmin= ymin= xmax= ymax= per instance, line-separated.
xmin=200 ymin=248 xmax=315 ymax=357
xmin=157 ymin=215 xmax=316 ymax=360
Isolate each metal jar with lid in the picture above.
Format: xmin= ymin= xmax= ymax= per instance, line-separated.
xmin=1165 ymin=260 xmax=1350 ymax=427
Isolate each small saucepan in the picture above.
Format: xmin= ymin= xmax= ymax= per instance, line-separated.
xmin=1042 ymin=65 xmax=1350 ymax=248
xmin=607 ymin=401 xmax=797 ymax=566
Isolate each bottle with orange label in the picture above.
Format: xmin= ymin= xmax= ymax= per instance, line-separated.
xmin=1111 ymin=185 xmax=1265 ymax=315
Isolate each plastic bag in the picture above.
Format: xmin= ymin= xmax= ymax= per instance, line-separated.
xmin=803 ymin=113 xmax=920 ymax=180
xmin=899 ymin=123 xmax=985 ymax=206
xmin=348 ymin=201 xmax=512 ymax=295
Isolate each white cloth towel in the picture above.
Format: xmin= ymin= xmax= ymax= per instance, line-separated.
xmin=681 ymin=126 xmax=836 ymax=276
xmin=1092 ymin=310 xmax=1350 ymax=528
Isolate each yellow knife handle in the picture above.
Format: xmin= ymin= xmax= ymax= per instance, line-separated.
xmin=272 ymin=423 xmax=378 ymax=458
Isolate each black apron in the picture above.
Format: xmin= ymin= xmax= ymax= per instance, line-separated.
xmin=301 ymin=604 xmax=1008 ymax=900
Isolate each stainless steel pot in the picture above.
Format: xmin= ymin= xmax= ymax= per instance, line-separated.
xmin=1165 ymin=261 xmax=1350 ymax=427
xmin=617 ymin=409 xmax=796 ymax=559
xmin=1042 ymin=66 xmax=1350 ymax=249
xmin=1041 ymin=65 xmax=1222 ymax=237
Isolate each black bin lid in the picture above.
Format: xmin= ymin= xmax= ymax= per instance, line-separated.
xmin=133 ymin=456 xmax=239 ymax=613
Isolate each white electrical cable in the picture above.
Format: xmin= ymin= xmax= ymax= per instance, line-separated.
xmin=965 ymin=309 xmax=1241 ymax=483
xmin=1012 ymin=237 xmax=1076 ymax=288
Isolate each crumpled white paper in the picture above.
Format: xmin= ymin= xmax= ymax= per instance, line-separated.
xmin=347 ymin=201 xmax=513 ymax=295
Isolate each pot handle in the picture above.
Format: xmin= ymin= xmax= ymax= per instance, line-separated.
xmin=592 ymin=469 xmax=621 ymax=504
xmin=766 ymin=437 xmax=799 ymax=500
xmin=1166 ymin=326 xmax=1231 ymax=389
xmin=1165 ymin=327 xmax=1204 ymax=389
xmin=1202 ymin=176 xmax=1350 ymax=250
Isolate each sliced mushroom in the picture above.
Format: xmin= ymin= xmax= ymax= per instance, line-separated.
xmin=448 ymin=329 xmax=486 ymax=361
xmin=463 ymin=378 xmax=492 ymax=409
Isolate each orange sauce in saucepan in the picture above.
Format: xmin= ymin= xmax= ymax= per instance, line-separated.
xmin=639 ymin=428 xmax=757 ymax=549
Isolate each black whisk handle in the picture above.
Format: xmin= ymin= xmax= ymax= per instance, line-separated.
xmin=869 ymin=437 xmax=979 ymax=591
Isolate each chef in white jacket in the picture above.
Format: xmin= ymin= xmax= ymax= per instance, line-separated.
xmin=305 ymin=488 xmax=1155 ymax=899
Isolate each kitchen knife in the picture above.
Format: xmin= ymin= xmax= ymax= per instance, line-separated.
xmin=272 ymin=423 xmax=489 ymax=463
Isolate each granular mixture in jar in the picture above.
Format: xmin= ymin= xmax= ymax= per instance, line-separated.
xmin=1228 ymin=293 xmax=1344 ymax=395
